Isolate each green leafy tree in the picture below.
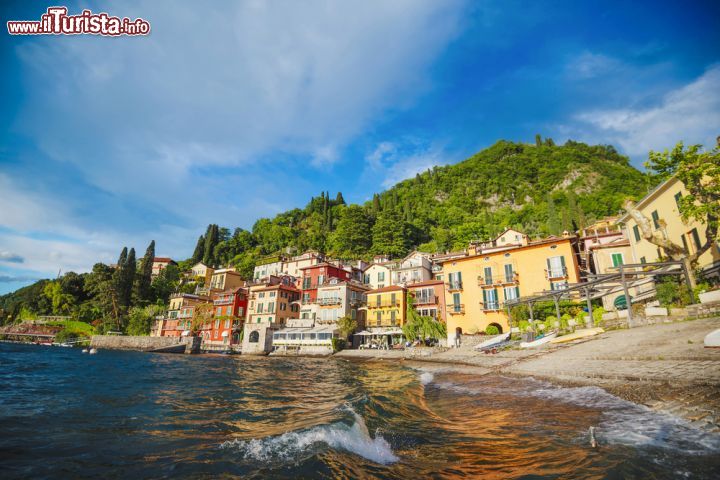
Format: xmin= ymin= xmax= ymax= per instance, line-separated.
xmin=127 ymin=304 xmax=165 ymax=336
xmin=336 ymin=315 xmax=358 ymax=339
xmin=402 ymin=293 xmax=447 ymax=341
xmin=328 ymin=205 xmax=372 ymax=258
xmin=371 ymin=211 xmax=411 ymax=258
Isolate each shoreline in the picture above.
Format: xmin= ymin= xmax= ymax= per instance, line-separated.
xmin=336 ymin=317 xmax=720 ymax=431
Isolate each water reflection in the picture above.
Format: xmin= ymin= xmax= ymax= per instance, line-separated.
xmin=1 ymin=344 xmax=718 ymax=479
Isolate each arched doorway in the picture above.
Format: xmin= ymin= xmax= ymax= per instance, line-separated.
xmin=455 ymin=327 xmax=463 ymax=335
xmin=488 ymin=322 xmax=503 ymax=334
xmin=614 ymin=295 xmax=629 ymax=310
xmin=249 ymin=330 xmax=260 ymax=343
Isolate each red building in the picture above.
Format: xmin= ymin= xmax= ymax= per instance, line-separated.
xmin=199 ymin=287 xmax=248 ymax=349
xmin=299 ymin=263 xmax=351 ymax=304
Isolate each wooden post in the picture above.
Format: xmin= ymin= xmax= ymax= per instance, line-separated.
xmin=621 ymin=264 xmax=633 ymax=327
xmin=553 ymin=295 xmax=561 ymax=320
xmin=679 ymin=260 xmax=694 ymax=299
xmin=585 ymin=287 xmax=593 ymax=328
xmin=529 ymin=302 xmax=535 ymax=324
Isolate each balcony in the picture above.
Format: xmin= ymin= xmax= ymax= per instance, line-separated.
xmin=545 ymin=267 xmax=568 ymax=280
xmin=317 ymin=297 xmax=342 ymax=306
xmin=448 ymin=304 xmax=465 ymax=315
xmin=414 ymin=295 xmax=437 ymax=305
xmin=446 ymin=281 xmax=463 ymax=292
xmin=478 ymin=274 xmax=519 ymax=287
xmin=481 ymin=301 xmax=501 ymax=311
xmin=431 ymin=264 xmax=443 ymax=273
xmin=370 ymin=301 xmax=401 ymax=309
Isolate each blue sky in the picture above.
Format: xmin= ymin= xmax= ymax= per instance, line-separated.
xmin=1 ymin=0 xmax=719 ymax=294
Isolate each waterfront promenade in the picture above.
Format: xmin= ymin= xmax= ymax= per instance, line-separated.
xmin=337 ymin=317 xmax=720 ymax=430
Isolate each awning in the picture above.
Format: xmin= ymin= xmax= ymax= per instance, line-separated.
xmin=181 ymin=330 xmax=191 ymax=336
xmin=221 ymin=331 xmax=229 ymax=337
xmin=355 ymin=330 xmax=373 ymax=336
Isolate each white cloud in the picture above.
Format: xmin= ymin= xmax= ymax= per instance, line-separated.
xmin=364 ymin=140 xmax=447 ymax=188
xmin=4 ymin=0 xmax=467 ymax=287
xmin=573 ymin=65 xmax=720 ymax=156
xmin=0 ymin=252 xmax=24 ymax=263
xmin=566 ymin=51 xmax=621 ymax=79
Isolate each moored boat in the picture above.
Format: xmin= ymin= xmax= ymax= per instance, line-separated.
xmin=474 ymin=332 xmax=511 ymax=351
xmin=550 ymin=327 xmax=604 ymax=344
xmin=704 ymin=329 xmax=720 ymax=348
xmin=520 ymin=331 xmax=558 ymax=348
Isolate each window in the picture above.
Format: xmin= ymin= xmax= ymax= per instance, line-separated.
xmin=224 ymin=319 xmax=230 ymax=328
xmin=318 ymin=275 xmax=325 ymax=285
xmin=376 ymin=296 xmax=381 ymax=307
xmin=674 ymin=191 xmax=683 ymax=209
xmin=257 ymin=303 xmax=264 ymax=313
xmin=484 ymin=266 xmax=493 ymax=285
xmin=351 ymin=309 xmax=357 ymax=319
xmin=448 ymin=272 xmax=462 ymax=289
xmin=214 ymin=319 xmax=220 ymax=328
xmin=378 ymin=271 xmax=385 ymax=282
xmin=504 ymin=264 xmax=514 ymax=282
xmin=504 ymin=286 xmax=519 ymax=301
xmin=303 ymin=277 xmax=311 ymax=289
xmin=640 ymin=256 xmax=646 ymax=264
xmin=238 ymin=307 xmax=244 ymax=317
xmin=452 ymin=293 xmax=461 ymax=312
xmin=226 ymin=306 xmax=232 ymax=315
xmin=363 ymin=274 xmax=370 ymax=284
xmin=269 ymin=292 xmax=276 ymax=298
xmin=390 ymin=310 xmax=396 ymax=324
xmin=376 ymin=311 xmax=382 ymax=324
xmin=690 ymin=228 xmax=701 ymax=250
xmin=268 ymin=302 xmax=275 ymax=313
xmin=632 ymin=225 xmax=641 ymax=242
xmin=611 ymin=253 xmax=624 ymax=267
xmin=483 ymin=289 xmax=498 ymax=310
xmin=390 ymin=293 xmax=396 ymax=305
xmin=302 ymin=293 xmax=310 ymax=303
xmin=651 ymin=210 xmax=660 ymax=229
xmin=550 ymin=281 xmax=568 ymax=291
xmin=546 ymin=256 xmax=566 ymax=278
xmin=249 ymin=331 xmax=259 ymax=343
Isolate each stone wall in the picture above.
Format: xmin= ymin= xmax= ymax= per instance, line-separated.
xmin=90 ymin=335 xmax=189 ymax=353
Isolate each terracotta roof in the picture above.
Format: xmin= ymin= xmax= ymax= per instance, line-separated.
xmin=255 ymin=283 xmax=300 ymax=293
xmin=368 ymin=285 xmax=406 ymax=294
xmin=436 ymin=235 xmax=575 ymax=264
xmin=153 ymin=257 xmax=174 ymax=263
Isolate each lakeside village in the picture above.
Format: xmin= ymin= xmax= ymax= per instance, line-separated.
xmin=5 ymin=173 xmax=720 ymax=356
xmin=148 ymin=174 xmax=720 ymax=355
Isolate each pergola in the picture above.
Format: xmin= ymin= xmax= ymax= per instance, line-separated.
xmin=504 ymin=261 xmax=692 ymax=328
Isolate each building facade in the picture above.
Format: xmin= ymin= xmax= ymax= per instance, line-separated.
xmin=440 ymin=235 xmax=581 ymax=346
xmin=243 ymin=281 xmax=300 ymax=355
xmin=407 ymin=279 xmax=447 ymax=323
xmin=618 ymin=176 xmax=720 ymax=278
xmin=390 ymin=251 xmax=433 ymax=286
xmin=365 ymin=285 xmax=407 ymax=329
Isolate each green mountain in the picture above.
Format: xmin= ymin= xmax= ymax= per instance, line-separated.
xmin=1 ymin=138 xmax=651 ymax=327
xmin=197 ymin=138 xmax=651 ymax=275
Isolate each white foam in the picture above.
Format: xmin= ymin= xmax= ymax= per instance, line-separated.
xmin=419 ymin=372 xmax=434 ymax=385
xmin=220 ymin=408 xmax=398 ymax=465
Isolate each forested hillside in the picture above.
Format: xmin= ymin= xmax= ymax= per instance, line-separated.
xmin=195 ymin=138 xmax=651 ymax=276
xmin=1 ymin=138 xmax=652 ymax=328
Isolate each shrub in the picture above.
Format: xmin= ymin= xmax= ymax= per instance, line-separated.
xmin=544 ymin=316 xmax=558 ymax=332
xmin=485 ymin=325 xmax=499 ymax=335
xmin=331 ymin=337 xmax=346 ymax=352
xmin=592 ymin=307 xmax=606 ymax=327
xmin=560 ymin=313 xmax=572 ymax=330
xmin=518 ymin=320 xmax=530 ymax=333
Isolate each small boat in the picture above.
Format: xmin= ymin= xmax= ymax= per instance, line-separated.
xmin=474 ymin=332 xmax=511 ymax=351
xmin=550 ymin=327 xmax=604 ymax=344
xmin=56 ymin=343 xmax=73 ymax=347
xmin=81 ymin=348 xmax=88 ymax=353
xmin=88 ymin=348 xmax=98 ymax=355
xmin=520 ymin=331 xmax=558 ymax=348
xmin=704 ymin=329 xmax=720 ymax=348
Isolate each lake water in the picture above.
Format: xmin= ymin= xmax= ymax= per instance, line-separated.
xmin=1 ymin=342 xmax=719 ymax=478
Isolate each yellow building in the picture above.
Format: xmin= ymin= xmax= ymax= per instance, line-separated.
xmin=440 ymin=236 xmax=580 ymax=346
xmin=618 ymin=176 xmax=720 ymax=277
xmin=365 ymin=285 xmax=406 ymax=329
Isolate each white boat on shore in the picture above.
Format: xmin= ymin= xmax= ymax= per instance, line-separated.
xmin=520 ymin=331 xmax=557 ymax=348
xmin=474 ymin=332 xmax=511 ymax=351
xmin=704 ymin=329 xmax=720 ymax=348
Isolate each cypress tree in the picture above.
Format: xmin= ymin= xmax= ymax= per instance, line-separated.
xmin=121 ymin=248 xmax=136 ymax=308
xmin=203 ymin=224 xmax=219 ymax=266
xmin=135 ymin=240 xmax=155 ymax=303
xmin=335 ymin=191 xmax=345 ymax=205
xmin=191 ymin=235 xmax=205 ymax=263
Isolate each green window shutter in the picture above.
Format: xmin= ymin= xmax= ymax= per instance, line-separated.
xmin=482 ymin=289 xmax=487 ymax=304
xmin=515 ymin=286 xmax=520 ymax=298
xmin=546 ymin=258 xmax=551 ymax=272
xmin=633 ymin=225 xmax=640 ymax=242
xmin=560 ymin=256 xmax=566 ymax=268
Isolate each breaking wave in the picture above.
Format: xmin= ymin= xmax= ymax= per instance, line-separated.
xmin=419 ymin=372 xmax=434 ymax=385
xmin=220 ymin=407 xmax=398 ymax=465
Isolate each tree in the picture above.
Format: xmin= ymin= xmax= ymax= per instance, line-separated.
xmin=203 ymin=224 xmax=219 ymax=266
xmin=535 ymin=134 xmax=542 ymax=148
xmin=328 ymin=205 xmax=372 ymax=257
xmin=335 ymin=192 xmax=345 ymax=205
xmin=135 ymin=240 xmax=155 ymax=304
xmin=624 ymin=142 xmax=720 ymax=288
xmin=191 ymin=235 xmax=205 ymax=263
xmin=127 ymin=304 xmax=164 ymax=336
xmin=402 ymin=292 xmax=446 ymax=342
xmin=371 ymin=211 xmax=411 ymax=258
xmin=337 ymin=315 xmax=357 ymax=339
